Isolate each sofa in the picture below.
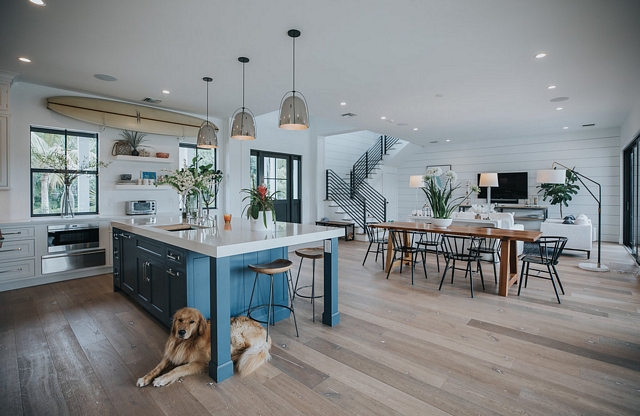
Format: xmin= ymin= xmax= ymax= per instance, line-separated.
xmin=450 ymin=212 xmax=524 ymax=254
xmin=540 ymin=217 xmax=594 ymax=258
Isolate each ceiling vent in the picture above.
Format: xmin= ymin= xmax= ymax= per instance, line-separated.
xmin=341 ymin=112 xmax=357 ymax=118
xmin=430 ymin=140 xmax=439 ymax=144
xmin=142 ymin=97 xmax=162 ymax=104
xmin=582 ymin=123 xmax=595 ymax=127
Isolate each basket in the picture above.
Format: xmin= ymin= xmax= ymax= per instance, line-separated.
xmin=111 ymin=140 xmax=132 ymax=156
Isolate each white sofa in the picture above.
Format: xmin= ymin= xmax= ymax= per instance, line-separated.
xmin=540 ymin=218 xmax=593 ymax=258
xmin=450 ymin=212 xmax=524 ymax=254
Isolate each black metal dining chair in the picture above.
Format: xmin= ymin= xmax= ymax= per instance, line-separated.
xmin=518 ymin=236 xmax=568 ymax=303
xmin=362 ymin=222 xmax=387 ymax=269
xmin=473 ymin=237 xmax=501 ymax=283
xmin=415 ymin=232 xmax=443 ymax=272
xmin=439 ymin=234 xmax=485 ymax=297
xmin=386 ymin=230 xmax=427 ymax=285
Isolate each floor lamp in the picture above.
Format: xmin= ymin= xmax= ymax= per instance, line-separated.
xmin=409 ymin=175 xmax=424 ymax=215
xmin=479 ymin=173 xmax=499 ymax=208
xmin=536 ymin=164 xmax=608 ymax=272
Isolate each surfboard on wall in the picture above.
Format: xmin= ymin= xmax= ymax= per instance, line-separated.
xmin=47 ymin=96 xmax=218 ymax=137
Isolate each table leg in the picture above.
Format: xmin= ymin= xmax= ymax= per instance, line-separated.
xmin=322 ymin=237 xmax=340 ymax=326
xmin=498 ymin=239 xmax=520 ymax=296
xmin=384 ymin=232 xmax=394 ymax=272
xmin=209 ymin=257 xmax=234 ymax=382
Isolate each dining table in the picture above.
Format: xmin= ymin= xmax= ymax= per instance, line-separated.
xmin=368 ymin=222 xmax=542 ymax=297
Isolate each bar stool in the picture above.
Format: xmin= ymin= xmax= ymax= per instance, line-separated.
xmin=293 ymin=247 xmax=324 ymax=322
xmin=247 ymin=259 xmax=299 ymax=340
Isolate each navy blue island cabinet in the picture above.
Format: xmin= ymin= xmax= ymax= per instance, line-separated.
xmin=111 ymin=219 xmax=342 ymax=383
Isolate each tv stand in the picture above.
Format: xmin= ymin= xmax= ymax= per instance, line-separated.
xmin=495 ymin=205 xmax=548 ymax=230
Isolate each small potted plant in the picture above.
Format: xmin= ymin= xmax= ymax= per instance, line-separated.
xmin=119 ymin=130 xmax=148 ymax=156
xmin=241 ymin=179 xmax=278 ymax=231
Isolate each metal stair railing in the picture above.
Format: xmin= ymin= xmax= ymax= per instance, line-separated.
xmin=351 ymin=135 xmax=399 ymax=190
xmin=355 ymin=179 xmax=386 ymax=223
xmin=326 ymin=169 xmax=367 ymax=229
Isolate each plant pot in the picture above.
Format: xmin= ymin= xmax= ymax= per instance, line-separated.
xmin=250 ymin=211 xmax=274 ymax=232
xmin=430 ymin=218 xmax=452 ymax=228
xmin=131 ymin=148 xmax=139 ymax=156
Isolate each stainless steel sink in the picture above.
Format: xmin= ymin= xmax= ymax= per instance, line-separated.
xmin=153 ymin=223 xmax=209 ymax=232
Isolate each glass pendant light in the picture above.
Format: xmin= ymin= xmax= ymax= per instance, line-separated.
xmin=279 ymin=29 xmax=309 ymax=130
xmin=197 ymin=77 xmax=218 ymax=148
xmin=231 ymin=57 xmax=257 ymax=140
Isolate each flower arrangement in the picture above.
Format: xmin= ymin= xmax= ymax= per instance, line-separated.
xmin=241 ymin=179 xmax=279 ymax=227
xmin=422 ymin=167 xmax=477 ymax=219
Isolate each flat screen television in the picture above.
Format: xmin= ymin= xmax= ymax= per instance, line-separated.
xmin=477 ymin=172 xmax=528 ymax=203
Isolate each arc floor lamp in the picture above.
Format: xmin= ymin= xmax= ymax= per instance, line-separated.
xmin=537 ymin=163 xmax=608 ymax=272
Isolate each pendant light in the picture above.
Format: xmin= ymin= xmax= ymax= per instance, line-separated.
xmin=279 ymin=29 xmax=309 ymax=130
xmin=231 ymin=57 xmax=257 ymax=140
xmin=197 ymin=77 xmax=218 ymax=148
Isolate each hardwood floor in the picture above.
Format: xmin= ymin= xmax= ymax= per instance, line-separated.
xmin=1 ymin=241 xmax=639 ymax=415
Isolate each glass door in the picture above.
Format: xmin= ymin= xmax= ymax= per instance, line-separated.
xmin=250 ymin=150 xmax=301 ymax=223
xmin=623 ymin=136 xmax=640 ymax=263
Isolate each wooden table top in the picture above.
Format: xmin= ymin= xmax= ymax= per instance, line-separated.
xmin=369 ymin=221 xmax=542 ymax=242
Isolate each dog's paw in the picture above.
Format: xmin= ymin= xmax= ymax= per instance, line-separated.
xmin=152 ymin=375 xmax=173 ymax=387
xmin=136 ymin=377 xmax=148 ymax=388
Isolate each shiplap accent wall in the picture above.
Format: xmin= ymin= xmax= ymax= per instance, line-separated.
xmin=324 ymin=130 xmax=379 ymax=177
xmin=391 ymin=128 xmax=621 ymax=242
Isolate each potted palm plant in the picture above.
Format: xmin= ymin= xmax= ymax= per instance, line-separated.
xmin=119 ymin=130 xmax=148 ymax=156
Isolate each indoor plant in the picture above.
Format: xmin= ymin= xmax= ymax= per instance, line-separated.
xmin=537 ymin=167 xmax=580 ymax=217
xmin=422 ymin=167 xmax=474 ymax=226
xmin=119 ymin=130 xmax=148 ymax=156
xmin=241 ymin=179 xmax=278 ymax=230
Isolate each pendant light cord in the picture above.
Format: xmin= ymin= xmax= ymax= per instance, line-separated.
xmin=206 ymin=80 xmax=209 ymax=123
xmin=292 ymin=36 xmax=296 ymax=93
xmin=242 ymin=62 xmax=246 ymax=110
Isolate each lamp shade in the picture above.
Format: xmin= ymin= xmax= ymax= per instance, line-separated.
xmin=197 ymin=121 xmax=218 ymax=148
xmin=279 ymin=93 xmax=309 ymax=130
xmin=230 ymin=109 xmax=256 ymax=140
xmin=409 ymin=175 xmax=424 ymax=188
xmin=479 ymin=173 xmax=499 ymax=187
xmin=536 ymin=169 xmax=566 ymax=184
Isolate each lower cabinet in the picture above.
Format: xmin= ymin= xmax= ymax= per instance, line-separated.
xmin=112 ymin=228 xmax=188 ymax=328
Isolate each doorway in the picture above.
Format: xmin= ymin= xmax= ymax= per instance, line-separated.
xmin=250 ymin=150 xmax=301 ymax=223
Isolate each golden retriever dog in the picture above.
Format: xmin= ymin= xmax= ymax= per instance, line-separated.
xmin=136 ymin=308 xmax=271 ymax=387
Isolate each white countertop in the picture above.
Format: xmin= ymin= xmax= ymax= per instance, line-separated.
xmin=110 ymin=216 xmax=344 ymax=258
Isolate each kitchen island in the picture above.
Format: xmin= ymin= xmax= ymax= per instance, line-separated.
xmin=110 ymin=216 xmax=343 ymax=383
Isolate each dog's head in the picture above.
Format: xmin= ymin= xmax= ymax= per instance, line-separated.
xmin=171 ymin=308 xmax=207 ymax=340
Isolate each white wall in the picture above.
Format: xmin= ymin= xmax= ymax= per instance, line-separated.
xmin=1 ymin=82 xmax=225 ymax=220
xmin=390 ymin=128 xmax=621 ymax=242
xmin=324 ymin=130 xmax=379 ymax=177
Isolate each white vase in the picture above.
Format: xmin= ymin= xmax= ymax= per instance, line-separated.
xmin=430 ymin=218 xmax=452 ymax=228
xmin=250 ymin=211 xmax=275 ymax=231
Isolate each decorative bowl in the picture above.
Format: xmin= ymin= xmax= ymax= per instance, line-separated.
xmin=156 ymin=152 xmax=170 ymax=158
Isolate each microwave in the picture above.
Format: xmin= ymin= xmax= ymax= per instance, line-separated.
xmin=126 ymin=200 xmax=157 ymax=215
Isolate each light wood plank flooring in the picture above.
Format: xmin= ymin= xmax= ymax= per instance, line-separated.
xmin=1 ymin=241 xmax=639 ymax=415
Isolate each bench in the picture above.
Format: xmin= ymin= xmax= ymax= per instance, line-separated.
xmin=315 ymin=220 xmax=355 ymax=241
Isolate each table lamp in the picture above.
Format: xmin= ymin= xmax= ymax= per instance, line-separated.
xmin=409 ymin=175 xmax=424 ymax=215
xmin=479 ymin=173 xmax=499 ymax=207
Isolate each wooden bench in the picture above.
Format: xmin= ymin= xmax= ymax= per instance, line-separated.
xmin=315 ymin=220 xmax=355 ymax=241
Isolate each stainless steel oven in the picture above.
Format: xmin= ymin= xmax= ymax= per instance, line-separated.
xmin=42 ymin=223 xmax=105 ymax=274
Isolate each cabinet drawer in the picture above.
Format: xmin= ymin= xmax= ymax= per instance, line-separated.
xmin=0 ymin=259 xmax=36 ymax=282
xmin=166 ymin=246 xmax=185 ymax=267
xmin=0 ymin=239 xmax=35 ymax=261
xmin=0 ymin=226 xmax=36 ymax=241
xmin=137 ymin=237 xmax=163 ymax=258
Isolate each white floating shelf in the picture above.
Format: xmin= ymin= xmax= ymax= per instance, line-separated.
xmin=115 ymin=184 xmax=173 ymax=190
xmin=113 ymin=155 xmax=172 ymax=163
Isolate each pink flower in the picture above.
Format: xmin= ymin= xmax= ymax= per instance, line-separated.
xmin=257 ymin=184 xmax=267 ymax=201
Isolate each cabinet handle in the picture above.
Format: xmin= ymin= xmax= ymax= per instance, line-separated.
xmin=144 ymin=262 xmax=151 ymax=282
xmin=0 ymin=247 xmax=22 ymax=253
xmin=166 ymin=268 xmax=180 ymax=277
xmin=1 ymin=231 xmax=22 ymax=236
xmin=138 ymin=246 xmax=161 ymax=257
xmin=167 ymin=253 xmax=181 ymax=261
xmin=0 ymin=268 xmax=23 ymax=274
xmin=120 ymin=233 xmax=132 ymax=239
xmin=113 ymin=271 xmax=119 ymax=277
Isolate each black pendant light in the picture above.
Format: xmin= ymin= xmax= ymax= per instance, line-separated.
xmin=197 ymin=77 xmax=218 ymax=148
xmin=279 ymin=29 xmax=309 ymax=130
xmin=231 ymin=57 xmax=257 ymax=140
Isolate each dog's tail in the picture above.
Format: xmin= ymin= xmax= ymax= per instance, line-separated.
xmin=236 ymin=336 xmax=272 ymax=377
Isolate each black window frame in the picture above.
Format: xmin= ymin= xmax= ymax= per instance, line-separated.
xmin=178 ymin=142 xmax=219 ymax=210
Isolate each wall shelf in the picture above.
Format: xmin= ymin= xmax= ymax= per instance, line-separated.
xmin=113 ymin=155 xmax=172 ymax=164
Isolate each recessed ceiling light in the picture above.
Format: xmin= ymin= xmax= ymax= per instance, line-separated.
xmin=535 ymin=53 xmax=547 ymax=58
xmin=413 ymin=128 xmax=418 ymax=131
xmin=563 ymin=127 xmax=569 ymax=129
xmin=29 ymin=0 xmax=45 ymax=5
xmin=162 ymin=90 xmax=170 ymax=94
xmin=548 ymin=85 xmax=557 ymax=89
xmin=556 ymin=107 xmax=563 ymax=110
xmin=94 ymin=73 xmax=118 ymax=82
xmin=380 ymin=116 xmax=386 ymax=120
xmin=340 ymin=102 xmax=346 ymax=106
xmin=18 ymin=57 xmax=31 ymax=63
xmin=446 ymin=139 xmax=450 ymax=142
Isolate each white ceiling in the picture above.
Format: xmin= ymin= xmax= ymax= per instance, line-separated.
xmin=2 ymin=0 xmax=640 ymax=145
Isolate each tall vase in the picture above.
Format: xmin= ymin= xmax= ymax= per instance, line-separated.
xmin=250 ymin=211 xmax=274 ymax=231
xmin=60 ymin=182 xmax=74 ymax=219
xmin=180 ymin=191 xmax=189 ymax=220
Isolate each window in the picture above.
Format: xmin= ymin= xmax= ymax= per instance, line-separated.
xmin=178 ymin=142 xmax=218 ymax=209
xmin=30 ymin=127 xmax=102 ymax=216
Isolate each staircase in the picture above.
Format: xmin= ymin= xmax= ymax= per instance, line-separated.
xmin=325 ymin=135 xmax=399 ymax=233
